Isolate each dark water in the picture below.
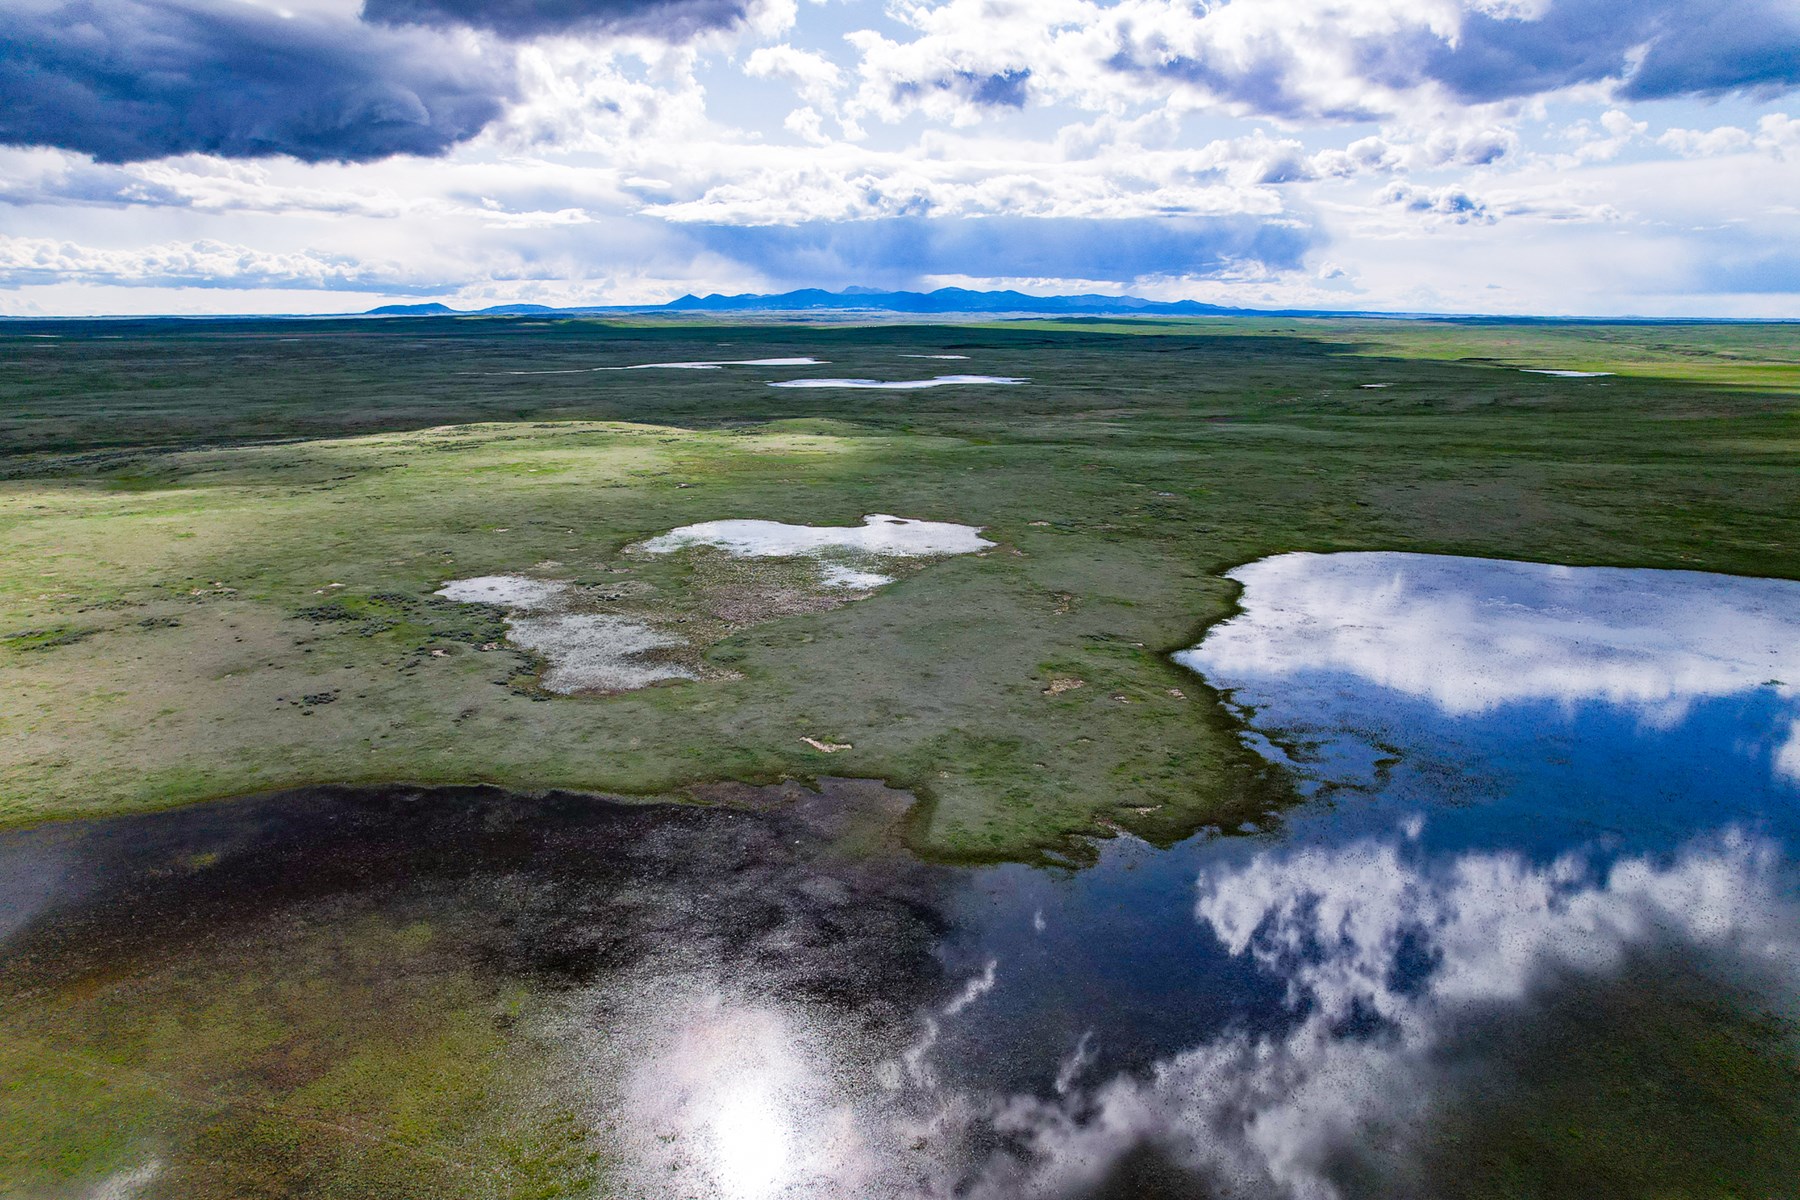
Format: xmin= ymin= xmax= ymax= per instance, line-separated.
xmin=5 ymin=553 xmax=1800 ymax=1199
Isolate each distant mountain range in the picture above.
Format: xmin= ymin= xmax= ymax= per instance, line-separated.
xmin=364 ymin=288 xmax=1278 ymax=318
xmin=353 ymin=289 xmax=1791 ymax=323
xmin=660 ymin=287 xmax=1259 ymax=315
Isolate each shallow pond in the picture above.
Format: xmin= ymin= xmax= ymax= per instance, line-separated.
xmin=4 ymin=553 xmax=1799 ymax=1198
xmin=767 ymin=375 xmax=1025 ymax=390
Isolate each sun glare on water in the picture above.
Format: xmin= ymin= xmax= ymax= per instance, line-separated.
xmin=621 ymin=991 xmax=844 ymax=1198
xmin=708 ymin=1083 xmax=793 ymax=1199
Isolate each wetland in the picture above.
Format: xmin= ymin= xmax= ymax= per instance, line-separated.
xmin=5 ymin=554 xmax=1799 ymax=1197
xmin=4 ymin=315 xmax=1800 ymax=1197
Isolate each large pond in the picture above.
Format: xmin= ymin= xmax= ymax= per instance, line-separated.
xmin=4 ymin=553 xmax=1799 ymax=1198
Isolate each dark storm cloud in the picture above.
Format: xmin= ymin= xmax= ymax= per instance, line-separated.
xmin=0 ymin=0 xmax=512 ymax=163
xmin=1614 ymin=0 xmax=1800 ymax=99
xmin=681 ymin=215 xmax=1319 ymax=288
xmin=361 ymin=0 xmax=755 ymax=40
xmin=1424 ymin=0 xmax=1800 ymax=102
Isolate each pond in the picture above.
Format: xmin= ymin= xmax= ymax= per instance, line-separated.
xmin=3 ymin=553 xmax=1798 ymax=1198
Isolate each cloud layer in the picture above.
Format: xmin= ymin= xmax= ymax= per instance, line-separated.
xmin=361 ymin=0 xmax=760 ymax=39
xmin=1 ymin=0 xmax=1797 ymax=313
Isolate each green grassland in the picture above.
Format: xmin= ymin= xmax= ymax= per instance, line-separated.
xmin=0 ymin=909 xmax=599 ymax=1199
xmin=3 ymin=316 xmax=1798 ymax=858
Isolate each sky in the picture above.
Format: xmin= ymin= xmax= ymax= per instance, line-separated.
xmin=1 ymin=0 xmax=1798 ymax=317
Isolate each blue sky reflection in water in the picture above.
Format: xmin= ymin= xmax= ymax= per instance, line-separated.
xmin=916 ymin=553 xmax=1800 ymax=1197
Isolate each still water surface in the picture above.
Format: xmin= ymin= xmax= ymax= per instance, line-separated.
xmin=3 ymin=552 xmax=1798 ymax=1198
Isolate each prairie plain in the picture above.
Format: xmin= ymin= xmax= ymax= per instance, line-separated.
xmin=3 ymin=315 xmax=1798 ymax=858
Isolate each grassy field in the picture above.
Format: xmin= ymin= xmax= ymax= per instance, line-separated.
xmin=0 ymin=910 xmax=597 ymax=1200
xmin=3 ymin=316 xmax=1798 ymax=858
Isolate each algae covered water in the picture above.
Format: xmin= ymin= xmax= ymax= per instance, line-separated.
xmin=4 ymin=555 xmax=1800 ymax=1198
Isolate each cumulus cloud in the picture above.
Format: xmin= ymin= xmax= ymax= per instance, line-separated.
xmin=361 ymin=0 xmax=768 ymax=40
xmin=641 ymin=153 xmax=1286 ymax=224
xmin=1759 ymin=112 xmax=1800 ymax=158
xmin=745 ymin=44 xmax=845 ymax=107
xmin=842 ymin=0 xmax=1063 ymax=128
xmin=1553 ymin=107 xmax=1650 ymax=163
xmin=1661 ymin=112 xmax=1800 ymax=158
xmin=497 ymin=36 xmax=717 ymax=155
xmin=1660 ymin=123 xmax=1757 ymax=157
xmin=0 ymin=0 xmax=511 ymax=163
xmin=851 ymin=49 xmax=1035 ymax=125
xmin=1295 ymin=0 xmax=1800 ymax=109
xmin=1096 ymin=0 xmax=1407 ymax=121
xmin=1378 ymin=181 xmax=1495 ymax=223
xmin=0 ymin=146 xmax=608 ymax=230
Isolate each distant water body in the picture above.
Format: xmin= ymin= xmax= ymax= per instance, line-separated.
xmin=4 ymin=554 xmax=1798 ymax=1198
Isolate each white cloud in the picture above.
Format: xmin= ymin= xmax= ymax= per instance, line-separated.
xmin=1377 ymin=180 xmax=1495 ymax=224
xmin=1660 ymin=123 xmax=1756 ymax=157
xmin=831 ymin=0 xmax=1800 ymax=131
xmin=1755 ymin=112 xmax=1800 ymax=158
xmin=635 ymin=140 xmax=1293 ymax=223
xmin=744 ymin=43 xmax=845 ymax=107
xmin=782 ymin=105 xmax=831 ymax=145
xmin=0 ymin=235 xmax=428 ymax=291
xmin=1562 ymin=108 xmax=1649 ymax=162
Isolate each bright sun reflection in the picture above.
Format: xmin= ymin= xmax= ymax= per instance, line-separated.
xmin=709 ymin=1084 xmax=792 ymax=1199
xmin=621 ymin=991 xmax=821 ymax=1199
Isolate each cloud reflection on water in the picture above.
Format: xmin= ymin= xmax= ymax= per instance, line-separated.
xmin=580 ymin=824 xmax=1798 ymax=1199
xmin=1182 ymin=552 xmax=1800 ymax=713
xmin=958 ymin=827 xmax=1799 ymax=1199
xmin=1177 ymin=553 xmax=1800 ymax=779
